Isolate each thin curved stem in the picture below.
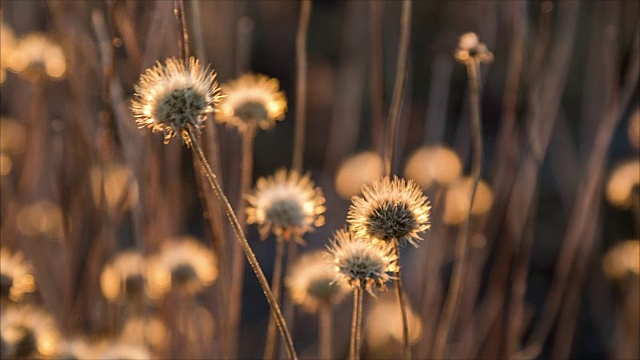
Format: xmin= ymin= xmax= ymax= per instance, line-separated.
xmin=432 ymin=58 xmax=483 ymax=359
xmin=393 ymin=239 xmax=411 ymax=359
xmin=292 ymin=0 xmax=312 ymax=172
xmin=264 ymin=236 xmax=286 ymax=360
xmin=185 ymin=127 xmax=298 ymax=360
xmin=319 ymin=305 xmax=333 ymax=360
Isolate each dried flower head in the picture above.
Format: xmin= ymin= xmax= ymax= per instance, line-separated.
xmin=365 ymin=294 xmax=423 ymax=350
xmin=326 ymin=229 xmax=397 ymax=293
xmin=454 ymin=32 xmax=493 ymax=64
xmin=603 ymin=240 xmax=640 ymax=279
xmin=149 ymin=236 xmax=218 ymax=296
xmin=0 ymin=247 xmax=36 ymax=302
xmin=246 ymin=169 xmax=326 ymax=243
xmin=443 ymin=177 xmax=494 ymax=226
xmin=605 ymin=160 xmax=640 ymax=209
xmin=0 ymin=305 xmax=60 ymax=358
xmin=334 ymin=151 xmax=384 ymax=200
xmin=131 ymin=57 xmax=221 ymax=143
xmin=216 ymin=73 xmax=287 ymax=132
xmin=285 ymin=251 xmax=349 ymax=312
xmin=348 ymin=176 xmax=431 ymax=247
xmin=404 ymin=145 xmax=463 ymax=189
xmin=100 ymin=251 xmax=150 ymax=304
xmin=7 ymin=33 xmax=66 ymax=80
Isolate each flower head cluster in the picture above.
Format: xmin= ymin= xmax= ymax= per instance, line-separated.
xmin=0 ymin=305 xmax=60 ymax=358
xmin=149 ymin=236 xmax=218 ymax=296
xmin=131 ymin=57 xmax=221 ymax=143
xmin=216 ymin=73 xmax=287 ymax=132
xmin=454 ymin=32 xmax=493 ymax=64
xmin=326 ymin=229 xmax=397 ymax=294
xmin=348 ymin=176 xmax=431 ymax=247
xmin=246 ymin=169 xmax=325 ymax=243
xmin=0 ymin=247 xmax=36 ymax=302
xmin=285 ymin=251 xmax=348 ymax=312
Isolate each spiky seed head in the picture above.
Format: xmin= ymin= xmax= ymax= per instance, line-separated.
xmin=285 ymin=251 xmax=349 ymax=312
xmin=454 ymin=32 xmax=493 ymax=64
xmin=0 ymin=247 xmax=36 ymax=302
xmin=0 ymin=305 xmax=60 ymax=358
xmin=246 ymin=169 xmax=325 ymax=243
xmin=326 ymin=229 xmax=397 ymax=294
xmin=216 ymin=73 xmax=287 ymax=132
xmin=348 ymin=176 xmax=431 ymax=247
xmin=131 ymin=57 xmax=221 ymax=143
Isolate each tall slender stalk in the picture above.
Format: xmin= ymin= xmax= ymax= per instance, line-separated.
xmin=318 ymin=305 xmax=333 ymax=360
xmin=382 ymin=1 xmax=412 ymax=358
xmin=292 ymin=0 xmax=312 ymax=172
xmin=185 ymin=127 xmax=298 ymax=360
xmin=349 ymin=288 xmax=364 ymax=360
xmin=432 ymin=54 xmax=484 ymax=360
xmin=173 ymin=0 xmax=190 ymax=61
xmin=264 ymin=236 xmax=286 ymax=360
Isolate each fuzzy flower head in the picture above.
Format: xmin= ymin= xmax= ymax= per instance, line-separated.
xmin=100 ymin=251 xmax=151 ymax=304
xmin=285 ymin=251 xmax=349 ymax=312
xmin=216 ymin=73 xmax=287 ymax=132
xmin=326 ymin=230 xmax=397 ymax=294
xmin=348 ymin=176 xmax=431 ymax=247
xmin=454 ymin=32 xmax=493 ymax=64
xmin=606 ymin=160 xmax=640 ymax=209
xmin=131 ymin=57 xmax=221 ymax=143
xmin=148 ymin=236 xmax=218 ymax=296
xmin=246 ymin=169 xmax=325 ymax=243
xmin=0 ymin=305 xmax=60 ymax=358
xmin=0 ymin=247 xmax=36 ymax=302
xmin=602 ymin=240 xmax=639 ymax=279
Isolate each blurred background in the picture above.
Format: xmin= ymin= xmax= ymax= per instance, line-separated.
xmin=0 ymin=0 xmax=639 ymax=359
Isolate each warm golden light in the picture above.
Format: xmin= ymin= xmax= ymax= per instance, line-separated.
xmin=603 ymin=240 xmax=640 ymax=279
xmin=90 ymin=163 xmax=139 ymax=213
xmin=335 ymin=151 xmax=384 ymax=200
xmin=404 ymin=145 xmax=463 ymax=189
xmin=443 ymin=177 xmax=493 ymax=226
xmin=605 ymin=160 xmax=640 ymax=209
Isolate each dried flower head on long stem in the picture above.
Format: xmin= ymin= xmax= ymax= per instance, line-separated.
xmin=348 ymin=176 xmax=430 ymax=247
xmin=131 ymin=57 xmax=221 ymax=143
xmin=326 ymin=229 xmax=397 ymax=294
xmin=216 ymin=73 xmax=287 ymax=132
xmin=246 ymin=168 xmax=325 ymax=243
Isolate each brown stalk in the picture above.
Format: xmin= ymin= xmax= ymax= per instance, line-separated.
xmin=319 ymin=305 xmax=333 ymax=359
xmin=264 ymin=235 xmax=286 ymax=360
xmin=292 ymin=0 xmax=312 ymax=172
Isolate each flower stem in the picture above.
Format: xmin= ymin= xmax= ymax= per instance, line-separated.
xmin=185 ymin=127 xmax=298 ymax=360
xmin=292 ymin=0 xmax=312 ymax=172
xmin=350 ymin=288 xmax=364 ymax=360
xmin=264 ymin=236 xmax=286 ymax=360
xmin=393 ymin=239 xmax=411 ymax=359
xmin=319 ymin=305 xmax=333 ymax=360
xmin=173 ymin=0 xmax=190 ymax=62
xmin=432 ymin=58 xmax=484 ymax=360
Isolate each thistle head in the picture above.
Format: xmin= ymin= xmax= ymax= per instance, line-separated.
xmin=100 ymin=251 xmax=151 ymax=304
xmin=0 ymin=247 xmax=36 ymax=302
xmin=454 ymin=32 xmax=493 ymax=64
xmin=348 ymin=176 xmax=431 ymax=247
xmin=326 ymin=229 xmax=397 ymax=294
xmin=216 ymin=73 xmax=287 ymax=132
xmin=246 ymin=169 xmax=325 ymax=243
xmin=0 ymin=305 xmax=60 ymax=358
xmin=131 ymin=57 xmax=221 ymax=144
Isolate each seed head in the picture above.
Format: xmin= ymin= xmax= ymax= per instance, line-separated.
xmin=216 ymin=73 xmax=287 ymax=132
xmin=0 ymin=247 xmax=36 ymax=302
xmin=0 ymin=305 xmax=60 ymax=358
xmin=454 ymin=32 xmax=493 ymax=64
xmin=246 ymin=169 xmax=325 ymax=243
xmin=348 ymin=176 xmax=431 ymax=247
xmin=326 ymin=229 xmax=397 ymax=294
xmin=131 ymin=57 xmax=221 ymax=143
xmin=606 ymin=160 xmax=640 ymax=209
xmin=285 ymin=251 xmax=349 ymax=312
xmin=100 ymin=251 xmax=150 ymax=304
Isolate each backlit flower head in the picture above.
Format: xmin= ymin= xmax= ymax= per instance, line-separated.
xmin=216 ymin=73 xmax=287 ymax=132
xmin=0 ymin=305 xmax=60 ymax=358
xmin=100 ymin=251 xmax=150 ymax=304
xmin=404 ymin=145 xmax=462 ymax=189
xmin=285 ymin=251 xmax=348 ymax=312
xmin=602 ymin=240 xmax=639 ymax=279
xmin=6 ymin=32 xmax=66 ymax=80
xmin=326 ymin=229 xmax=397 ymax=294
xmin=131 ymin=57 xmax=221 ymax=143
xmin=0 ymin=247 xmax=36 ymax=302
xmin=606 ymin=160 xmax=640 ymax=209
xmin=246 ymin=169 xmax=325 ymax=243
xmin=334 ymin=151 xmax=384 ymax=200
xmin=454 ymin=32 xmax=493 ymax=64
xmin=149 ymin=236 xmax=218 ymax=296
xmin=348 ymin=176 xmax=431 ymax=247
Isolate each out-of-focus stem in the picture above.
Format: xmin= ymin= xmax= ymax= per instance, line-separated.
xmin=264 ymin=236 xmax=286 ymax=360
xmin=370 ymin=0 xmax=384 ymax=153
xmin=185 ymin=128 xmax=298 ymax=360
xmin=318 ymin=305 xmax=333 ymax=360
xmin=432 ymin=58 xmax=483 ymax=360
xmin=174 ymin=0 xmax=190 ymax=62
xmin=292 ymin=0 xmax=312 ymax=172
